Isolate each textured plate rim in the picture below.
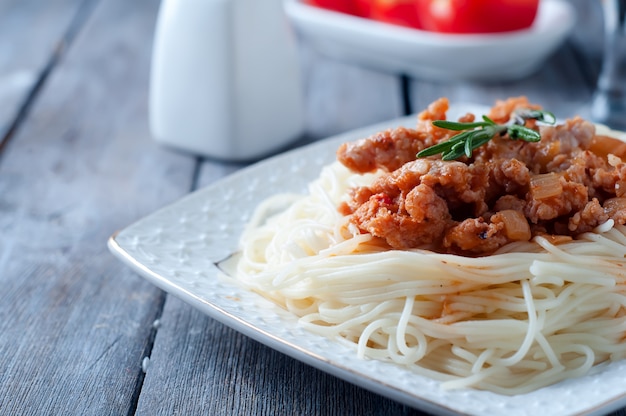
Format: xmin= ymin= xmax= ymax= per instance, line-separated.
xmin=108 ymin=109 xmax=626 ymax=416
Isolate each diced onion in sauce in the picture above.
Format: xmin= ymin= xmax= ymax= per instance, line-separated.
xmin=588 ymin=135 xmax=626 ymax=161
xmin=530 ymin=172 xmax=562 ymax=200
xmin=494 ymin=210 xmax=531 ymax=241
xmin=533 ymin=141 xmax=561 ymax=170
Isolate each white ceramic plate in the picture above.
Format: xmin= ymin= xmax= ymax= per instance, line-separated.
xmin=109 ymin=105 xmax=626 ymax=416
xmin=284 ymin=0 xmax=576 ymax=81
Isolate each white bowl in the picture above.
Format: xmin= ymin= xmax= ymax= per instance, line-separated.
xmin=284 ymin=0 xmax=576 ymax=81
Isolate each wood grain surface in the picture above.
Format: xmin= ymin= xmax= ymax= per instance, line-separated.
xmin=0 ymin=0 xmax=94 ymax=146
xmin=0 ymin=0 xmax=194 ymax=414
xmin=1 ymin=0 xmax=625 ymax=415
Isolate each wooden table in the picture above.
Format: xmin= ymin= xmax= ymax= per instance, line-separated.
xmin=2 ymin=0 xmax=625 ymax=414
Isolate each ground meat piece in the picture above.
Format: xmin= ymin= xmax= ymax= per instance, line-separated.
xmin=592 ymin=166 xmax=619 ymax=194
xmin=364 ymin=159 xmax=434 ymax=198
xmin=526 ymin=117 xmax=596 ymax=173
xmin=562 ymin=116 xmax=596 ymax=149
xmin=543 ymin=117 xmax=595 ymax=152
xmin=418 ymin=161 xmax=489 ymax=214
xmin=443 ymin=218 xmax=508 ymax=254
xmin=337 ymin=97 xmax=626 ymax=256
xmin=487 ymin=97 xmax=541 ymax=124
xmin=338 ymin=186 xmax=374 ymax=215
xmin=347 ymin=159 xmax=489 ymax=216
xmin=563 ymin=159 xmax=590 ymax=185
xmin=589 ymin=156 xmax=626 ymax=197
xmin=347 ymin=159 xmax=489 ymax=249
xmin=525 ymin=178 xmax=588 ymax=223
xmin=337 ymin=97 xmax=465 ymax=174
xmin=336 ymin=127 xmax=431 ymax=174
xmin=352 ymin=185 xmax=451 ymax=249
xmin=487 ymin=158 xmax=530 ymax=200
xmin=493 ymin=195 xmax=526 ymax=212
xmin=568 ymin=199 xmax=608 ymax=233
xmin=487 ymin=117 xmax=597 ymax=174
xmin=416 ymin=97 xmax=458 ymax=141
xmin=474 ymin=136 xmax=529 ymax=165
xmin=604 ymin=198 xmax=626 ymax=224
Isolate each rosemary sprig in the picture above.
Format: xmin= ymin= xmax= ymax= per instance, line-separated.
xmin=417 ymin=109 xmax=556 ymax=161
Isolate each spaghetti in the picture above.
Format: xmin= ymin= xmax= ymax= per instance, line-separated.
xmin=234 ymin=100 xmax=626 ymax=395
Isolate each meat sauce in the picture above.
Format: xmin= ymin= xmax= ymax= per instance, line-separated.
xmin=337 ymin=97 xmax=626 ymax=255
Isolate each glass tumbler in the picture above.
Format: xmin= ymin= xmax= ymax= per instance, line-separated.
xmin=592 ymin=0 xmax=626 ymax=128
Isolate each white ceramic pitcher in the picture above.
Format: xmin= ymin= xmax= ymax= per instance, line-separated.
xmin=149 ymin=0 xmax=305 ymax=160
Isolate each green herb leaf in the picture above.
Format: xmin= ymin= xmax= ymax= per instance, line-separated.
xmin=443 ymin=141 xmax=468 ymax=161
xmin=417 ymin=107 xmax=555 ymax=161
xmin=522 ymin=109 xmax=556 ymax=124
xmin=416 ymin=130 xmax=473 ymax=157
xmin=512 ymin=109 xmax=556 ymax=126
xmin=464 ymin=133 xmax=473 ymax=158
xmin=482 ymin=115 xmax=497 ymax=125
xmin=507 ymin=124 xmax=541 ymax=142
xmin=432 ymin=120 xmax=493 ymax=131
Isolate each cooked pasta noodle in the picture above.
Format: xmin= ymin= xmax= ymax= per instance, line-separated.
xmin=235 ymin=161 xmax=626 ymax=395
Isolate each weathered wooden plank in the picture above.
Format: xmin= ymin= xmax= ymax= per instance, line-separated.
xmin=137 ymin=296 xmax=424 ymax=416
xmin=0 ymin=0 xmax=197 ymax=414
xmin=0 ymin=0 xmax=89 ymax=142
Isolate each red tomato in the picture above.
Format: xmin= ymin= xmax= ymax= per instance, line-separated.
xmin=416 ymin=0 xmax=539 ymax=33
xmin=306 ymin=0 xmax=354 ymax=14
xmin=353 ymin=0 xmax=373 ymax=17
xmin=370 ymin=0 xmax=421 ymax=28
